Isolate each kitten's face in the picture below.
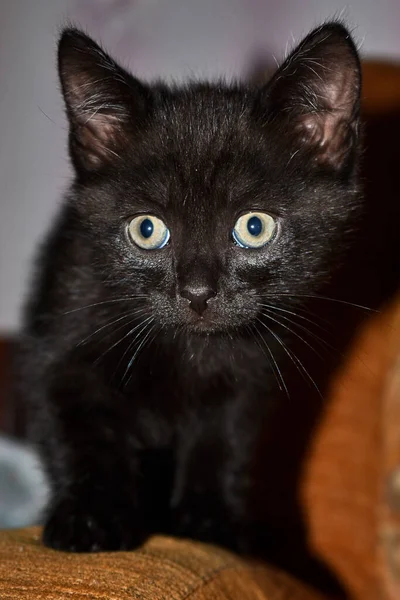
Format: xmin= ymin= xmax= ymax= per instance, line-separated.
xmin=59 ymin=24 xmax=361 ymax=336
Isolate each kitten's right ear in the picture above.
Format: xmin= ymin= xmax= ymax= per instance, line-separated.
xmin=58 ymin=28 xmax=150 ymax=173
xmin=258 ymin=23 xmax=361 ymax=172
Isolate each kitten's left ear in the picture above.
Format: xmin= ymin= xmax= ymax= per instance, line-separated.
xmin=58 ymin=28 xmax=151 ymax=173
xmin=260 ymin=23 xmax=361 ymax=171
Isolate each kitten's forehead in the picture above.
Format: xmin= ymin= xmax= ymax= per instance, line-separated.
xmin=153 ymin=85 xmax=254 ymax=156
xmin=140 ymin=84 xmax=270 ymax=210
xmin=117 ymin=84 xmax=332 ymax=216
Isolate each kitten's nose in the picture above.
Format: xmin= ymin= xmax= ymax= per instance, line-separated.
xmin=180 ymin=287 xmax=216 ymax=316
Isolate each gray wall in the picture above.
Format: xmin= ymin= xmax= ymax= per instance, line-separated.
xmin=1 ymin=0 xmax=399 ymax=331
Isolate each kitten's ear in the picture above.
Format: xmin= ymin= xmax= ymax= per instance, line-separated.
xmin=58 ymin=29 xmax=150 ymax=172
xmin=261 ymin=23 xmax=361 ymax=171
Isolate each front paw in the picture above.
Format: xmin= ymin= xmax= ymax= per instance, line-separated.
xmin=43 ymin=495 xmax=147 ymax=552
xmin=172 ymin=495 xmax=249 ymax=554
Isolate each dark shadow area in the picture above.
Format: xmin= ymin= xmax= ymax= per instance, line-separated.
xmin=359 ymin=109 xmax=400 ymax=304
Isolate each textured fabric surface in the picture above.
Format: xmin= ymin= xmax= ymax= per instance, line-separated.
xmin=0 ymin=527 xmax=324 ymax=600
xmin=302 ymin=293 xmax=400 ymax=600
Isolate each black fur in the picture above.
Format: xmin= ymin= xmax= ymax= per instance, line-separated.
xmin=18 ymin=23 xmax=367 ymax=592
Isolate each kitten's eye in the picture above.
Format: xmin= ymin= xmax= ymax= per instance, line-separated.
xmin=128 ymin=215 xmax=170 ymax=250
xmin=232 ymin=212 xmax=276 ymax=249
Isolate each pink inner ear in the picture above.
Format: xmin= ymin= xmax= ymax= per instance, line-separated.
xmin=75 ymin=114 xmax=124 ymax=170
xmin=297 ymin=112 xmax=354 ymax=169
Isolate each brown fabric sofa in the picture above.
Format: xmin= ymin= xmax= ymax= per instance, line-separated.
xmin=0 ymin=61 xmax=399 ymax=600
xmin=0 ymin=528 xmax=323 ymax=600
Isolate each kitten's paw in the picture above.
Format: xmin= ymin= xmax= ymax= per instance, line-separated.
xmin=172 ymin=496 xmax=249 ymax=554
xmin=43 ymin=497 xmax=147 ymax=552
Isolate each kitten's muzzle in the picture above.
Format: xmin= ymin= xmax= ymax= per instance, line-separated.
xmin=180 ymin=286 xmax=217 ymax=316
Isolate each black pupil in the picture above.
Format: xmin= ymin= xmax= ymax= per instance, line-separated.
xmin=247 ymin=216 xmax=262 ymax=237
xmin=140 ymin=218 xmax=154 ymax=239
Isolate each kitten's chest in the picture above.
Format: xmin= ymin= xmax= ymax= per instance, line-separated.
xmin=121 ymin=336 xmax=268 ymax=413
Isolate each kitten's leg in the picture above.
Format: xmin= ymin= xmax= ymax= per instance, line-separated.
xmin=170 ymin=404 xmax=255 ymax=553
xmin=35 ymin=368 xmax=147 ymax=552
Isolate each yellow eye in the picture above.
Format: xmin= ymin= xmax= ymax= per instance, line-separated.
xmin=128 ymin=215 xmax=170 ymax=250
xmin=232 ymin=212 xmax=276 ymax=249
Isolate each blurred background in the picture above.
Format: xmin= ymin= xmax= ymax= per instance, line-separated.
xmin=1 ymin=0 xmax=400 ymax=333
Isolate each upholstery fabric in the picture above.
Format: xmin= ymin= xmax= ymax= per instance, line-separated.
xmin=302 ymin=296 xmax=400 ymax=600
xmin=0 ymin=527 xmax=323 ymax=600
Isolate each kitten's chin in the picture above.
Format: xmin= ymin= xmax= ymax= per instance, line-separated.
xmin=185 ymin=320 xmax=224 ymax=335
xmin=180 ymin=314 xmax=244 ymax=336
xmin=161 ymin=304 xmax=253 ymax=336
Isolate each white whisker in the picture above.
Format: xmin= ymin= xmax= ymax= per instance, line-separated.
xmin=257 ymin=317 xmax=322 ymax=398
xmin=259 ymin=302 xmax=331 ymax=336
xmin=77 ymin=307 xmax=148 ymax=347
xmin=94 ymin=316 xmax=153 ymax=366
xmin=260 ymin=309 xmax=326 ymax=362
xmin=267 ymin=293 xmax=376 ymax=312
xmin=260 ymin=306 xmax=334 ymax=356
xmin=252 ymin=323 xmax=288 ymax=396
xmin=122 ymin=320 xmax=156 ymax=386
xmin=62 ymin=295 xmax=148 ymax=315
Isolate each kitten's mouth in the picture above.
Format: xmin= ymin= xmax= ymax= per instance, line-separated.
xmin=182 ymin=310 xmax=242 ymax=336
xmin=159 ymin=296 xmax=253 ymax=335
xmin=179 ymin=306 xmax=229 ymax=334
xmin=185 ymin=314 xmax=219 ymax=334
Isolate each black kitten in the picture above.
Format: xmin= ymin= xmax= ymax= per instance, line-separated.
xmin=19 ymin=22 xmax=362 ymax=590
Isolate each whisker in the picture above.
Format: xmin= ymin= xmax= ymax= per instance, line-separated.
xmin=122 ymin=320 xmax=156 ymax=386
xmin=262 ymin=301 xmax=386 ymax=390
xmin=77 ymin=307 xmax=148 ymax=347
xmin=93 ymin=316 xmax=153 ymax=366
xmin=62 ymin=296 xmax=148 ymax=315
xmin=267 ymin=293 xmax=377 ymax=313
xmin=256 ymin=317 xmax=322 ymax=398
xmin=279 ymin=301 xmax=333 ymax=327
xmin=260 ymin=306 xmax=335 ymax=355
xmin=259 ymin=309 xmax=326 ymax=362
xmin=245 ymin=324 xmax=278 ymax=389
xmin=251 ymin=323 xmax=288 ymax=396
xmin=259 ymin=302 xmax=332 ymax=336
xmin=261 ymin=305 xmax=385 ymax=384
xmin=113 ymin=318 xmax=154 ymax=381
